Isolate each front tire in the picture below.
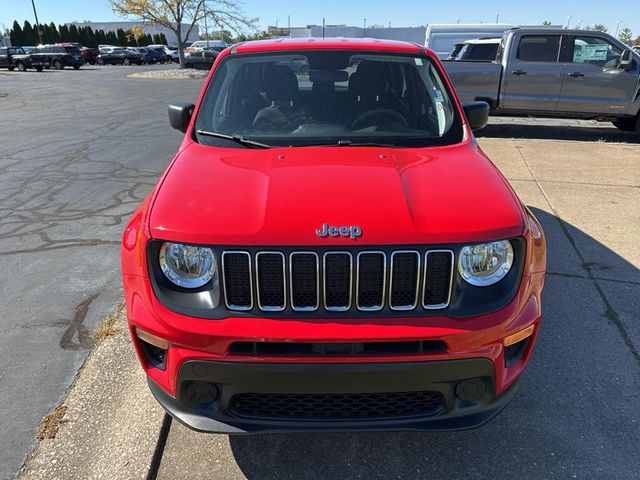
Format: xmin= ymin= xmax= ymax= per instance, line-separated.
xmin=8 ymin=66 xmax=15 ymax=71
xmin=53 ymin=59 xmax=63 ymax=70
xmin=123 ymin=58 xmax=131 ymax=66
xmin=35 ymin=66 xmax=43 ymax=72
xmin=16 ymin=62 xmax=26 ymax=72
xmin=73 ymin=65 xmax=80 ymax=70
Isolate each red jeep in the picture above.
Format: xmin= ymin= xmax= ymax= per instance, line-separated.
xmin=122 ymin=38 xmax=546 ymax=433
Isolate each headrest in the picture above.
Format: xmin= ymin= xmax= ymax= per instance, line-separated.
xmin=348 ymin=61 xmax=388 ymax=97
xmin=265 ymin=65 xmax=299 ymax=101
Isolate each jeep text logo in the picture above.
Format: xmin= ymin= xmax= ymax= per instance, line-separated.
xmin=316 ymin=223 xmax=362 ymax=240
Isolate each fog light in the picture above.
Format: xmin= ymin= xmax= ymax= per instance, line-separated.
xmin=136 ymin=328 xmax=169 ymax=370
xmin=455 ymin=378 xmax=487 ymax=402
xmin=185 ymin=381 xmax=219 ymax=406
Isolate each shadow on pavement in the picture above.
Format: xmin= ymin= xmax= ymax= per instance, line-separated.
xmin=223 ymin=207 xmax=640 ymax=479
xmin=477 ymin=122 xmax=640 ymax=144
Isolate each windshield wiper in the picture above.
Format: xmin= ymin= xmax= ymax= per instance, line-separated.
xmin=336 ymin=140 xmax=399 ymax=148
xmin=196 ymin=130 xmax=271 ymax=149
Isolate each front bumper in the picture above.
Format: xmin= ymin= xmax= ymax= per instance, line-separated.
xmin=148 ymin=358 xmax=518 ymax=433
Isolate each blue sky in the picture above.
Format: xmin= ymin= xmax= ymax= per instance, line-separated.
xmin=1 ymin=0 xmax=638 ymax=36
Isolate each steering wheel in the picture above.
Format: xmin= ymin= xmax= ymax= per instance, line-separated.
xmin=351 ymin=108 xmax=408 ymax=130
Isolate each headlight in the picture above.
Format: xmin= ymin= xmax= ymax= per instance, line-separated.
xmin=159 ymin=242 xmax=216 ymax=288
xmin=458 ymin=240 xmax=514 ymax=287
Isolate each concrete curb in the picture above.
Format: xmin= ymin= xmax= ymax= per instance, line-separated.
xmin=18 ymin=307 xmax=164 ymax=480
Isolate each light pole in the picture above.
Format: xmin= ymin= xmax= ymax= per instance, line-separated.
xmin=363 ymin=18 xmax=366 ymax=29
xmin=287 ymin=14 xmax=291 ymax=35
xmin=456 ymin=18 xmax=460 ymax=25
xmin=566 ymin=16 xmax=571 ymax=28
xmin=615 ymin=20 xmax=621 ymax=36
xmin=30 ymin=0 xmax=43 ymax=45
xmin=496 ymin=12 xmax=499 ymax=24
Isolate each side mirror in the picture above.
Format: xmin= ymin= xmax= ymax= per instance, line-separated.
xmin=168 ymin=102 xmax=195 ymax=133
xmin=619 ymin=49 xmax=633 ymax=71
xmin=462 ymin=101 xmax=490 ymax=130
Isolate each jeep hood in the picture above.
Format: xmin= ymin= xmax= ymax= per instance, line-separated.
xmin=149 ymin=142 xmax=524 ymax=245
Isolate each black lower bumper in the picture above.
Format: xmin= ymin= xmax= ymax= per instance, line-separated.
xmin=148 ymin=358 xmax=518 ymax=433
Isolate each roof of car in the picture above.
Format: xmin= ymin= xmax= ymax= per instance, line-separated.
xmin=231 ymin=37 xmax=428 ymax=56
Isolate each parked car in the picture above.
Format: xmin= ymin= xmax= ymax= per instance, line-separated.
xmin=425 ymin=23 xmax=513 ymax=59
xmin=29 ymin=44 xmax=84 ymax=69
xmin=80 ymin=47 xmax=98 ymax=65
xmin=186 ymin=40 xmax=227 ymax=53
xmin=183 ymin=48 xmax=219 ymax=69
xmin=128 ymin=47 xmax=164 ymax=64
xmin=0 ymin=46 xmax=44 ymax=71
xmin=148 ymin=44 xmax=178 ymax=62
xmin=447 ymin=37 xmax=501 ymax=61
xmin=122 ymin=37 xmax=547 ymax=434
xmin=146 ymin=46 xmax=169 ymax=63
xmin=98 ymin=47 xmax=143 ymax=65
xmin=444 ymin=28 xmax=640 ymax=134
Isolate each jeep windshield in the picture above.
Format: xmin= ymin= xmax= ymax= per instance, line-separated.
xmin=194 ymin=50 xmax=464 ymax=148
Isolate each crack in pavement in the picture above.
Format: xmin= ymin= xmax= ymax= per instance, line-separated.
xmin=514 ymin=140 xmax=640 ymax=368
xmin=59 ymin=292 xmax=103 ymax=351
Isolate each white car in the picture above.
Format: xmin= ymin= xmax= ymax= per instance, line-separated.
xmin=147 ymin=44 xmax=179 ymax=63
xmin=185 ymin=40 xmax=227 ymax=53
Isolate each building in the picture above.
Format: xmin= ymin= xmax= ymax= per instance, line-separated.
xmin=67 ymin=21 xmax=199 ymax=46
xmin=267 ymin=25 xmax=428 ymax=44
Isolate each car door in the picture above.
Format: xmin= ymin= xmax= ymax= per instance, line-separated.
xmin=556 ymin=34 xmax=639 ymax=114
xmin=500 ymin=33 xmax=566 ymax=111
xmin=0 ymin=48 xmax=8 ymax=68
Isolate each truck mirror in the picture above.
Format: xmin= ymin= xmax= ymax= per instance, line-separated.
xmin=619 ymin=49 xmax=633 ymax=71
xmin=168 ymin=102 xmax=195 ymax=133
xmin=462 ymin=101 xmax=490 ymax=130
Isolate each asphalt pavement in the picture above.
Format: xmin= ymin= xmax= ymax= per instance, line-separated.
xmin=0 ymin=64 xmax=204 ymax=480
xmin=2 ymin=64 xmax=640 ymax=480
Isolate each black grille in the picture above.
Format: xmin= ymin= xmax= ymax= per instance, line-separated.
xmin=222 ymin=252 xmax=252 ymax=309
xmin=256 ymin=253 xmax=285 ymax=310
xmin=357 ymin=252 xmax=385 ymax=310
xmin=221 ymin=249 xmax=453 ymax=313
xmin=423 ymin=251 xmax=453 ymax=308
xmin=229 ymin=340 xmax=447 ymax=356
xmin=229 ymin=390 xmax=444 ymax=420
xmin=290 ymin=253 xmax=318 ymax=310
xmin=324 ymin=253 xmax=352 ymax=310
xmin=390 ymin=251 xmax=419 ymax=309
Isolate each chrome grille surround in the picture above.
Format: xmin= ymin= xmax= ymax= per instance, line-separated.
xmin=422 ymin=250 xmax=455 ymax=310
xmin=289 ymin=252 xmax=320 ymax=311
xmin=255 ymin=252 xmax=287 ymax=312
xmin=388 ymin=250 xmax=421 ymax=311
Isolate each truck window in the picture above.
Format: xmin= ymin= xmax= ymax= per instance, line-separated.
xmin=516 ymin=35 xmax=561 ymax=62
xmin=571 ymin=36 xmax=622 ymax=70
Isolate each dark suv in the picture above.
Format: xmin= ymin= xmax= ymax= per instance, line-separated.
xmin=0 ymin=47 xmax=44 ymax=71
xmin=30 ymin=45 xmax=84 ymax=70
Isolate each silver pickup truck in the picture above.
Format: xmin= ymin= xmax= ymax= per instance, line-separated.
xmin=443 ymin=28 xmax=640 ymax=134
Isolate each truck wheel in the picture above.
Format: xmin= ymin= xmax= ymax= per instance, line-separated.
xmin=16 ymin=62 xmax=26 ymax=72
xmin=8 ymin=66 xmax=14 ymax=71
xmin=612 ymin=118 xmax=636 ymax=132
xmin=36 ymin=66 xmax=43 ymax=72
xmin=89 ymin=60 xmax=96 ymax=65
xmin=73 ymin=65 xmax=80 ymax=70
xmin=123 ymin=58 xmax=131 ymax=66
xmin=53 ymin=59 xmax=63 ymax=70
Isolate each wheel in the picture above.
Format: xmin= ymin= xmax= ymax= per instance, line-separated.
xmin=89 ymin=59 xmax=96 ymax=65
xmin=16 ymin=62 xmax=26 ymax=72
xmin=136 ymin=60 xmax=142 ymax=65
xmin=8 ymin=66 xmax=14 ymax=71
xmin=53 ymin=59 xmax=63 ymax=70
xmin=73 ymin=65 xmax=80 ymax=70
xmin=35 ymin=66 xmax=43 ymax=72
xmin=97 ymin=57 xmax=104 ymax=65
xmin=612 ymin=118 xmax=636 ymax=132
xmin=123 ymin=57 xmax=131 ymax=66
xmin=185 ymin=62 xmax=193 ymax=68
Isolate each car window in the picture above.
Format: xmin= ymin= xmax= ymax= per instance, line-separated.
xmin=0 ymin=48 xmax=6 ymax=55
xmin=195 ymin=51 xmax=463 ymax=148
xmin=516 ymin=35 xmax=561 ymax=62
xmin=571 ymin=36 xmax=622 ymax=69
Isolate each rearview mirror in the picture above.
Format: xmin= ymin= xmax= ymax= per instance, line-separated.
xmin=619 ymin=49 xmax=633 ymax=71
xmin=462 ymin=101 xmax=490 ymax=130
xmin=168 ymin=102 xmax=195 ymax=133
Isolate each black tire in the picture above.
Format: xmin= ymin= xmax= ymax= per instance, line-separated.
xmin=185 ymin=62 xmax=193 ymax=69
xmin=89 ymin=59 xmax=96 ymax=65
xmin=16 ymin=62 xmax=26 ymax=72
xmin=8 ymin=66 xmax=14 ymax=71
xmin=73 ymin=65 xmax=80 ymax=70
xmin=53 ymin=59 xmax=63 ymax=70
xmin=36 ymin=66 xmax=43 ymax=72
xmin=123 ymin=57 xmax=131 ymax=66
xmin=136 ymin=60 xmax=142 ymax=65
xmin=612 ymin=118 xmax=636 ymax=132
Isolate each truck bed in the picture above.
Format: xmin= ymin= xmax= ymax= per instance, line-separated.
xmin=442 ymin=61 xmax=503 ymax=108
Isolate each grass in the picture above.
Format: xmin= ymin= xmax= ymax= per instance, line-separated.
xmin=37 ymin=405 xmax=67 ymax=440
xmin=94 ymin=302 xmax=125 ymax=342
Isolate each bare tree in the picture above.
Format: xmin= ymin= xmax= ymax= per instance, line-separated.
xmin=110 ymin=0 xmax=255 ymax=67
